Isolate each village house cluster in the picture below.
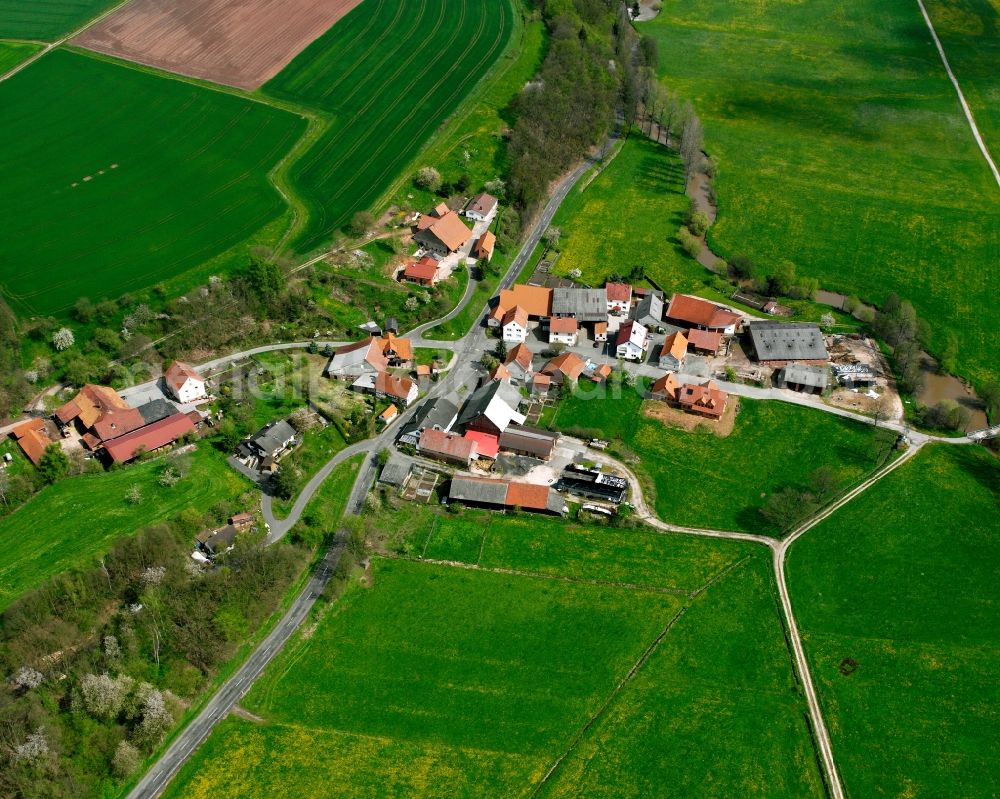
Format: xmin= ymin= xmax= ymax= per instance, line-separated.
xmin=10 ymin=362 xmax=209 ymax=467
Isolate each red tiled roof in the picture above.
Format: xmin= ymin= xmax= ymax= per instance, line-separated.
xmin=403 ymin=257 xmax=439 ymax=281
xmin=616 ymin=320 xmax=647 ymax=347
xmin=496 ymin=285 xmax=552 ymax=318
xmin=663 ymin=331 xmax=688 ymax=360
xmin=549 ymin=317 xmax=578 ymax=334
xmin=677 ymin=379 xmax=728 ymax=417
xmin=502 ymin=305 xmax=528 ymax=329
xmin=606 ymin=282 xmax=632 ymax=302
xmin=374 ymin=372 xmax=415 ymax=402
xmin=104 ymin=413 xmax=195 ymax=463
xmin=379 ymin=404 xmax=399 ymax=421
xmin=55 ymin=384 xmax=130 ymax=427
xmin=666 ymin=294 xmax=741 ymax=330
xmin=473 ymin=231 xmax=496 ymax=258
xmin=12 ymin=418 xmax=53 ymax=466
xmin=165 ymin=361 xmax=203 ymax=393
xmin=419 ymin=428 xmax=476 ymax=461
xmin=422 ymin=210 xmax=472 ymax=252
xmin=464 ymin=430 xmax=499 ymax=459
xmin=467 ymin=193 xmax=498 ymax=216
xmin=490 ymin=363 xmax=511 ymax=381
xmin=543 ymin=352 xmax=586 ymax=380
xmin=505 ymin=343 xmax=533 ymax=369
xmin=505 ymin=482 xmax=552 ymax=511
xmin=686 ymin=328 xmax=722 ymax=352
xmin=651 ymin=372 xmax=681 ymax=398
xmin=589 ymin=364 xmax=613 ymax=383
xmin=379 ymin=333 xmax=413 ymax=361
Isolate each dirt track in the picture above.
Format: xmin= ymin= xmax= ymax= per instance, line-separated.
xmin=73 ymin=0 xmax=366 ymax=90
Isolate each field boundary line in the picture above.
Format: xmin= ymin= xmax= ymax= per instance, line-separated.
xmin=689 ymin=554 xmax=752 ymax=599
xmin=915 ymin=0 xmax=1000 ymax=187
xmin=386 ymin=554 xmax=693 ymax=596
xmin=528 ymin=606 xmax=689 ymax=797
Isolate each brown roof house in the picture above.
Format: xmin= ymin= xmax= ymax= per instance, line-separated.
xmin=464 ymin=192 xmax=499 ymax=223
xmin=325 ymin=338 xmax=389 ymax=380
xmin=103 ymin=413 xmax=196 ymax=463
xmin=650 ymin=372 xmax=728 ymax=420
xmin=472 ymin=231 xmax=496 ymax=262
xmin=374 ymin=373 xmax=418 ymax=407
xmin=402 ymin=256 xmax=440 ymax=286
xmin=489 ymin=284 xmax=553 ymax=326
xmin=418 ymin=428 xmax=478 ymax=467
xmin=504 ymin=343 xmax=534 ymax=383
xmin=605 ymin=282 xmax=632 ymax=314
xmin=657 ymin=331 xmax=688 ymax=371
xmin=542 ymin=352 xmax=586 ymax=384
xmin=666 ymin=294 xmax=742 ymax=334
xmin=11 ymin=418 xmax=56 ymax=466
xmin=413 ymin=210 xmax=472 ymax=255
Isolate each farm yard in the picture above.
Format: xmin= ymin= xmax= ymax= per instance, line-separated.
xmin=0 ymin=40 xmax=41 ymax=73
xmin=0 ymin=0 xmax=117 ymax=40
xmin=552 ymin=390 xmax=880 ymax=535
xmin=162 ymin=509 xmax=825 ymax=798
xmin=0 ymin=49 xmax=304 ymax=317
xmin=0 ymin=446 xmax=249 ymax=612
xmin=787 ymin=445 xmax=1000 ymax=797
xmin=264 ymin=0 xmax=515 ymax=249
xmin=74 ymin=0 xmax=368 ymax=90
xmin=641 ymin=0 xmax=1000 ymax=387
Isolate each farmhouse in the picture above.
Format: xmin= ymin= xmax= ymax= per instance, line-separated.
xmin=548 ymin=316 xmax=579 ymax=346
xmin=594 ymin=321 xmax=608 ymax=342
xmin=103 ymin=412 xmax=195 ymax=464
xmin=10 ymin=418 xmax=56 ymax=466
xmin=746 ymin=321 xmax=828 ymax=364
xmin=380 ymin=333 xmax=413 ymax=367
xmin=55 ymin=384 xmax=132 ymax=435
xmin=616 ymin=320 xmax=649 ymax=361
xmin=472 ymin=231 xmax=496 ymax=261
xmin=530 ymin=372 xmax=552 ymax=395
xmin=457 ymin=379 xmax=525 ymax=437
xmin=489 ymin=284 xmax=553 ymax=326
xmin=504 ymin=343 xmax=534 ymax=383
xmin=658 ymin=331 xmax=688 ymax=371
xmin=418 ymin=428 xmax=477 ymax=467
xmin=413 ymin=210 xmax=472 ymax=255
xmin=552 ymin=288 xmax=608 ymax=323
xmin=777 ymin=364 xmax=829 ymax=395
xmin=606 ymin=282 xmax=632 ymax=313
xmin=666 ymin=294 xmax=741 ymax=334
xmin=464 ymin=192 xmax=498 ymax=223
xmin=650 ymin=373 xmax=729 ymax=419
xmin=164 ymin=361 xmax=206 ymax=403
xmin=542 ymin=352 xmax=587 ymax=384
xmin=501 ymin=306 xmax=528 ymax=344
xmin=631 ymin=291 xmax=664 ymax=328
xmin=397 ymin=397 xmax=458 ymax=447
xmin=402 ymin=256 xmax=440 ymax=286
xmin=448 ymin=475 xmax=567 ymax=515
xmin=498 ymin=425 xmax=559 ymax=460
xmin=373 ymin=373 xmax=418 ymax=407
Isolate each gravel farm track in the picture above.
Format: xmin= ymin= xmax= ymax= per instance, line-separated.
xmin=73 ymin=0 xmax=367 ymax=90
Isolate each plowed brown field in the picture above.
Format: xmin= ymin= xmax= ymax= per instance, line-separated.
xmin=73 ymin=0 xmax=365 ymax=89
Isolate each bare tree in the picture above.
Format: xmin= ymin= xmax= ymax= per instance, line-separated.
xmin=680 ymin=106 xmax=704 ymax=180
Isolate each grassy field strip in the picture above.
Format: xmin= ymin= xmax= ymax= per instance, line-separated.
xmin=530 ymin=604 xmax=690 ymax=796
xmin=915 ymin=0 xmax=1000 ymax=185
xmin=787 ymin=444 xmax=1000 ymax=797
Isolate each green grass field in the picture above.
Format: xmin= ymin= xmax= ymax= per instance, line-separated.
xmin=923 ymin=0 xmax=1000 ymax=153
xmin=787 ymin=444 xmax=1000 ymax=796
xmin=550 ymin=136 xmax=710 ymax=293
xmin=641 ymin=0 xmax=1000 ymax=387
xmin=163 ymin=507 xmax=824 ymax=797
xmin=0 ymin=40 xmax=41 ymax=72
xmin=0 ymin=0 xmax=116 ymax=40
xmin=264 ymin=0 xmax=515 ymax=248
xmin=554 ymin=389 xmax=879 ymax=534
xmin=0 ymin=49 xmax=304 ymax=317
xmin=0 ymin=445 xmax=248 ymax=610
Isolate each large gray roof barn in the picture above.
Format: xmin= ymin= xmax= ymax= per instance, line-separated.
xmin=777 ymin=364 xmax=829 ymax=394
xmin=551 ymin=288 xmax=608 ymax=322
xmin=747 ymin=321 xmax=828 ymax=363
